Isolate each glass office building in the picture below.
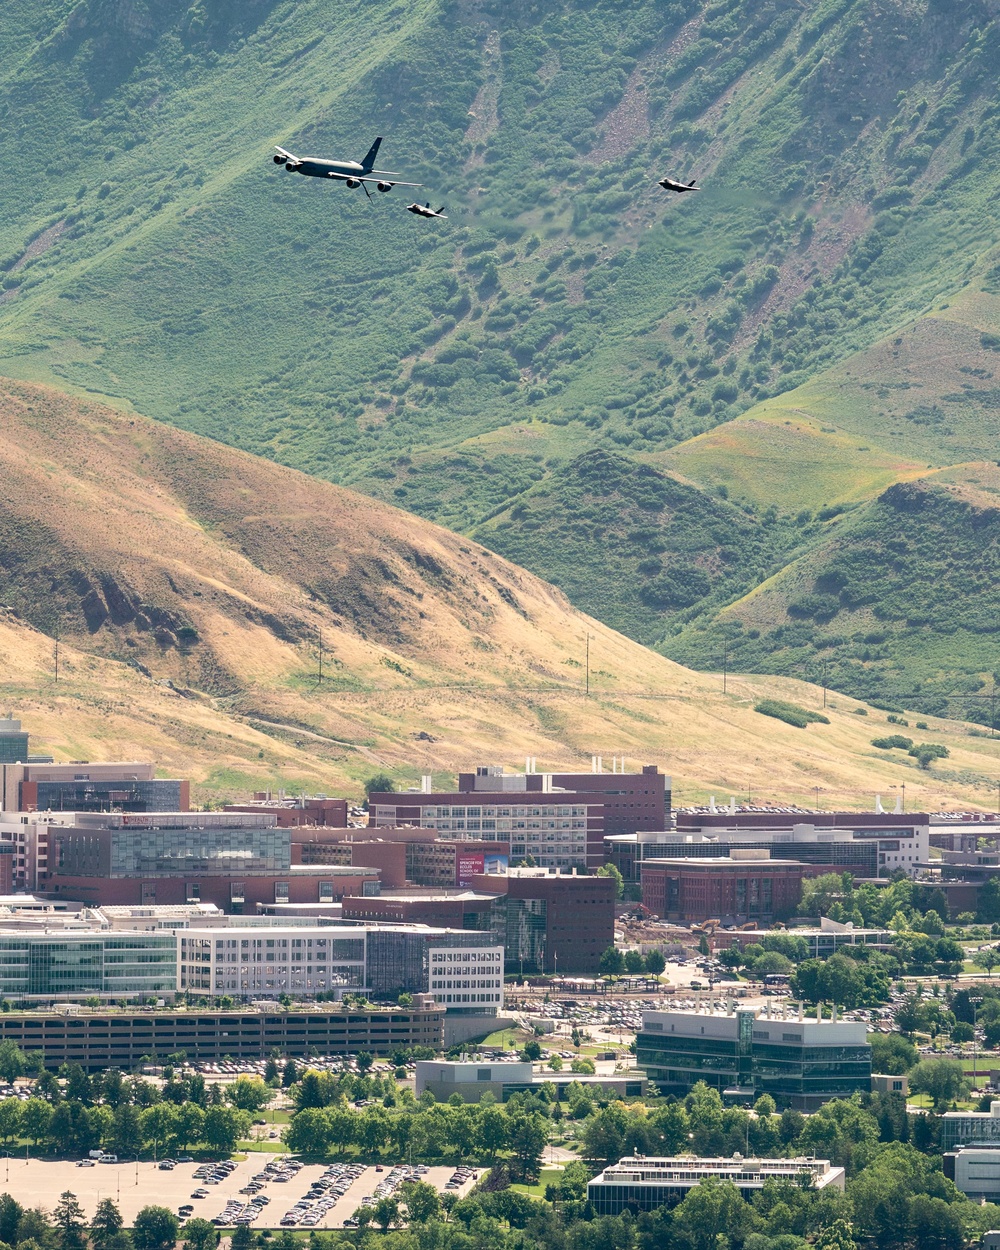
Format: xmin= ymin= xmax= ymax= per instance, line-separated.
xmin=366 ymin=927 xmax=503 ymax=1016
xmin=34 ymin=779 xmax=184 ymax=814
xmin=0 ymin=932 xmax=177 ymax=999
xmin=636 ymin=1007 xmax=871 ymax=1111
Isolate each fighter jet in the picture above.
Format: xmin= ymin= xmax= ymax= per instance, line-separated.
xmin=272 ymin=137 xmax=420 ymax=198
xmin=658 ymin=175 xmax=699 ymax=193
xmin=406 ymin=202 xmax=448 ymax=220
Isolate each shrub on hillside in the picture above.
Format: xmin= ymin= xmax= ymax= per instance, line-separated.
xmin=871 ymin=735 xmax=914 ymax=750
xmin=753 ymin=699 xmax=830 ymax=728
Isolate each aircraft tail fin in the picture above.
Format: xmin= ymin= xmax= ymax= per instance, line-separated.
xmin=688 ymin=178 xmax=697 ymax=186
xmin=361 ymin=137 xmax=383 ymax=171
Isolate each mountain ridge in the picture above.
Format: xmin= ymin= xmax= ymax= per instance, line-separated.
xmin=1 ymin=374 xmax=998 ymax=812
xmin=1 ymin=1 xmax=1000 ymax=717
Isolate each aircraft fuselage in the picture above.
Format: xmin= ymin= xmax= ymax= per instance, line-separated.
xmin=288 ymin=158 xmax=365 ymax=177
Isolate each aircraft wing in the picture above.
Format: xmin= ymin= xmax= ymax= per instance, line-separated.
xmin=275 ymin=146 xmax=296 ymax=160
xmin=324 ymin=173 xmax=422 ymax=187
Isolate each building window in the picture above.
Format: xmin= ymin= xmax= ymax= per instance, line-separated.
xmin=275 ymin=882 xmax=289 ymax=903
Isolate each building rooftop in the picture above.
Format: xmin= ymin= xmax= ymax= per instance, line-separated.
xmin=590 ymin=1154 xmax=842 ymax=1186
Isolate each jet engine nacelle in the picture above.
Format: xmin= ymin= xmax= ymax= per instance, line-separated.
xmin=345 ymin=178 xmax=361 ymax=188
xmin=284 ymin=162 xmax=300 ymax=172
xmin=376 ymin=181 xmax=393 ymax=193
xmin=273 ymin=154 xmax=286 ymax=165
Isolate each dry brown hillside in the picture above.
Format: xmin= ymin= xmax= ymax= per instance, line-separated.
xmin=1 ymin=378 xmax=999 ymax=812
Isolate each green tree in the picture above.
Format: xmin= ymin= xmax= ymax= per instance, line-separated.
xmin=281 ymin=1060 xmax=298 ymax=1088
xmin=202 ymin=1106 xmax=249 ymax=1155
xmin=61 ymin=1066 xmax=92 ymax=1106
xmin=599 ymin=946 xmax=625 ymax=977
xmin=813 ymin=1218 xmax=858 ymax=1250
xmin=53 ymin=1194 xmax=86 ymax=1250
xmin=520 ymin=1041 xmax=542 ymax=1062
xmin=0 ymin=1042 xmax=26 ymax=1084
xmin=294 ymin=1071 xmax=325 ymax=1110
xmin=229 ymin=1228 xmax=252 ymax=1250
xmin=263 ymin=1057 xmax=280 ymax=1086
xmin=0 ymin=1199 xmax=20 ymax=1246
xmin=400 ymin=1181 xmax=440 ymax=1224
xmin=371 ymin=1197 xmax=399 ymax=1233
xmin=16 ymin=1209 xmax=55 ymax=1250
xmin=978 ymin=880 xmax=1000 ymax=924
xmin=571 ymin=1057 xmax=596 ymax=1074
xmin=327 ymin=1108 xmax=358 ymax=1156
xmin=547 ymin=1055 xmax=563 ymax=1072
xmin=363 ymin=775 xmax=395 ymax=805
xmin=870 ymin=1033 xmax=918 ymax=1076
xmin=355 ymin=1052 xmax=374 ymax=1075
xmin=974 ymin=946 xmax=1000 ymax=976
xmin=798 ymin=873 xmax=849 ymax=917
xmin=796 ymin=1099 xmax=880 ymax=1173
xmin=672 ymin=1178 xmax=757 ymax=1250
xmin=909 ymin=1058 xmax=971 ymax=1111
xmin=0 ymin=1099 xmax=21 ymax=1146
xmin=90 ymin=1201 xmax=124 ymax=1250
xmin=131 ymin=1209 xmax=178 ymax=1250
xmin=357 ymin=1107 xmax=389 ymax=1157
xmin=476 ymin=1105 xmax=508 ymax=1159
xmin=141 ymin=1104 xmax=178 ymax=1158
xmin=507 ymin=1112 xmax=547 ymax=1183
xmin=624 ymin=950 xmax=645 ymax=975
xmin=645 ymin=950 xmax=666 ymax=975
xmin=110 ymin=1103 xmax=143 ymax=1158
xmin=174 ymin=1103 xmax=205 ymax=1152
xmin=283 ymin=1107 xmax=330 ymax=1157
xmin=181 ymin=1219 xmax=216 ymax=1250
xmin=597 ymin=863 xmax=624 ymax=899
xmin=225 ymin=1077 xmax=270 ymax=1113
xmin=21 ymin=1097 xmax=53 ymax=1148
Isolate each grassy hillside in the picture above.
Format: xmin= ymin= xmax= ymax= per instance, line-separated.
xmin=2 ymin=376 xmax=1000 ymax=813
xmin=666 ymin=470 xmax=1000 ymax=726
xmin=2 ymin=1 xmax=1000 ymax=709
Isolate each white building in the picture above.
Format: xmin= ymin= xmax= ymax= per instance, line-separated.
xmin=944 ymin=1148 xmax=1000 ymax=1202
xmin=587 ymin=1155 xmax=845 ymax=1214
xmin=178 ymin=923 xmax=505 ymax=1010
xmin=179 ymin=925 xmax=366 ymax=996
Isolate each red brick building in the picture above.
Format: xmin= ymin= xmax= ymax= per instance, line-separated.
xmin=369 ymin=777 xmax=603 ymax=868
xmin=640 ymin=856 xmax=814 ymax=924
xmin=468 ymin=868 xmax=617 ymax=975
xmin=289 ymin=832 xmax=408 ymax=889
xmin=341 ymin=889 xmax=497 ymax=930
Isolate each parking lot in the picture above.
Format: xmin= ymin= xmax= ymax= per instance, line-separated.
xmin=0 ymin=1156 xmax=477 ymax=1228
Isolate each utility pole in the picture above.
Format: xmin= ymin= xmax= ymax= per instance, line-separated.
xmin=723 ymin=639 xmax=728 ymax=695
xmin=53 ymin=636 xmax=59 ymax=683
xmin=585 ymin=634 xmax=592 ymax=697
xmin=317 ymin=628 xmax=324 ymax=686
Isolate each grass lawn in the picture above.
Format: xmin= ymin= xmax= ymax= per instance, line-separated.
xmin=480 ymin=1031 xmax=517 ymax=1048
xmin=510 ymin=1167 xmax=564 ymax=1199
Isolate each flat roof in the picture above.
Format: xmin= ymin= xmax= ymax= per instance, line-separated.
xmin=641 ymin=857 xmax=809 ymax=867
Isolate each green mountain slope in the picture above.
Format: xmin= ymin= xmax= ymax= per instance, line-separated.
xmin=4 ymin=1 xmax=1000 ymax=711
xmin=666 ymin=471 xmax=1000 ymax=724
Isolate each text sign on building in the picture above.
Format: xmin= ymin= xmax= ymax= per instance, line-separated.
xmin=457 ymin=853 xmax=485 ymax=886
